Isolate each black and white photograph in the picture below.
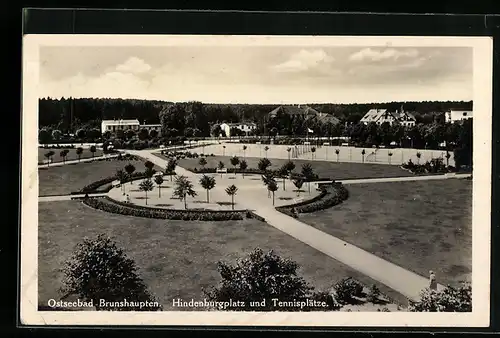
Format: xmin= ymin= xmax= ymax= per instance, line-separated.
xmin=21 ymin=34 xmax=492 ymax=326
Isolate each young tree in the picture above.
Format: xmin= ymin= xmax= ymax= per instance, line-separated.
xmin=124 ymin=163 xmax=136 ymax=185
xmin=144 ymin=166 xmax=156 ymax=179
xmin=139 ymin=178 xmax=154 ymax=205
xmin=44 ymin=150 xmax=55 ymax=167
xmin=300 ymin=163 xmax=316 ymax=194
xmin=361 ymin=149 xmax=366 ymax=163
xmin=261 ymin=172 xmax=275 ymax=198
xmin=59 ymin=149 xmax=69 ymax=164
xmin=388 ymin=151 xmax=393 ymax=164
xmin=204 ymin=248 xmax=340 ymax=312
xmin=267 ymin=179 xmax=279 ymax=206
xmin=225 ymin=184 xmax=238 ymax=210
xmin=416 ymin=151 xmax=422 ymax=165
xmin=242 ymin=145 xmax=247 ymax=159
xmin=60 ymin=234 xmax=161 ymax=311
xmin=218 ymin=161 xmax=225 ymax=178
xmin=335 ymin=149 xmax=340 ymax=162
xmin=115 ymin=169 xmax=128 ymax=194
xmin=239 ymin=160 xmax=248 ymax=178
xmin=264 ymin=146 xmax=270 ymax=158
xmin=277 ymin=164 xmax=289 ymax=191
xmin=89 ymin=145 xmax=97 ymax=160
xmin=311 ymin=146 xmax=316 ymax=160
xmin=284 ymin=160 xmax=296 ymax=173
xmin=166 ymin=158 xmax=177 ymax=181
xmin=198 ymin=157 xmax=208 ymax=170
xmin=408 ymin=282 xmax=471 ymax=312
xmin=144 ymin=160 xmax=154 ymax=171
xmin=199 ymin=174 xmax=216 ymax=203
xmin=154 ymin=175 xmax=164 ymax=198
xmin=173 ymin=175 xmax=198 ymax=209
xmin=293 ymin=178 xmax=304 ymax=197
xmin=257 ymin=157 xmax=272 ymax=172
xmin=76 ymin=147 xmax=83 ymax=162
xmin=230 ymin=156 xmax=240 ymax=176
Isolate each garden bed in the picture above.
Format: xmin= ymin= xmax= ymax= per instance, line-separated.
xmin=276 ymin=182 xmax=349 ymax=217
xmin=82 ymin=196 xmax=250 ymax=221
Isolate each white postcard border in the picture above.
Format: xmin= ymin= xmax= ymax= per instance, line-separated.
xmin=21 ymin=34 xmax=492 ymax=327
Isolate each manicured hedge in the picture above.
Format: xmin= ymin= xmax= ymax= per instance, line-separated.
xmin=77 ymin=172 xmax=147 ymax=194
xmin=82 ymin=196 xmax=246 ymax=221
xmin=276 ymin=182 xmax=349 ymax=215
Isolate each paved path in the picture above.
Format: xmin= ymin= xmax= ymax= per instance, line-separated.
xmin=39 ymin=192 xmax=108 ymax=202
xmin=125 ymin=149 xmax=447 ymax=300
xmin=38 ymin=154 xmax=119 ymax=169
xmin=245 ymin=203 xmax=444 ymax=300
xmin=312 ymin=173 xmax=471 ymax=186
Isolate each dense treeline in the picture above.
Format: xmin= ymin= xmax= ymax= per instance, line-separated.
xmin=39 ymin=97 xmax=472 ymax=133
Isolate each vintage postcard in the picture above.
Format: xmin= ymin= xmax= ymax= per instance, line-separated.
xmin=21 ymin=34 xmax=492 ymax=327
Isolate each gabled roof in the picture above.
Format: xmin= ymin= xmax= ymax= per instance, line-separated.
xmin=360 ymin=109 xmax=416 ymax=123
xmin=268 ymin=105 xmax=321 ymax=117
xmin=360 ymin=109 xmax=387 ymax=123
xmin=314 ymin=112 xmax=341 ymax=125
xmin=269 ymin=105 xmax=339 ymax=124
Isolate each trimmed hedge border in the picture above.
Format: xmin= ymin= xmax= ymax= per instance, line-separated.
xmin=276 ymin=182 xmax=349 ymax=216
xmin=81 ymin=196 xmax=252 ymax=221
xmin=76 ymin=172 xmax=148 ymax=194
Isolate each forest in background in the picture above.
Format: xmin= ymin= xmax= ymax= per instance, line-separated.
xmin=39 ymin=97 xmax=473 ymax=133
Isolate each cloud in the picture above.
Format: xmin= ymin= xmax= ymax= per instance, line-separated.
xmin=41 ymin=71 xmax=151 ymax=99
xmin=349 ymin=48 xmax=419 ymax=62
xmin=271 ymin=49 xmax=334 ymax=73
xmin=115 ymin=57 xmax=152 ymax=74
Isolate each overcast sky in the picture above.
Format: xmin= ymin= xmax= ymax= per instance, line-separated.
xmin=39 ymin=46 xmax=473 ymax=104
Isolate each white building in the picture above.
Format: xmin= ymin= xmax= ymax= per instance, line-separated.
xmin=360 ymin=107 xmax=416 ymax=127
xmin=219 ymin=122 xmax=257 ymax=137
xmin=445 ymin=110 xmax=473 ymax=124
xmin=101 ymin=119 xmax=162 ymax=135
xmin=101 ymin=119 xmax=140 ymax=134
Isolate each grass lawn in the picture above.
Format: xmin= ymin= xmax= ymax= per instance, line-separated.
xmin=300 ymin=179 xmax=472 ymax=287
xmin=38 ymin=159 xmax=162 ymax=196
xmin=160 ymin=155 xmax=414 ymax=180
xmin=38 ymin=201 xmax=410 ymax=311
xmin=38 ymin=147 xmax=103 ymax=164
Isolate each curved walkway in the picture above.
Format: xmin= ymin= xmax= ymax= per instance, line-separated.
xmin=125 ymin=149 xmax=450 ymax=301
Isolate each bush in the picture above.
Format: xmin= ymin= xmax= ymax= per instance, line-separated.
xmin=277 ymin=183 xmax=349 ymax=215
xmin=408 ymin=282 xmax=472 ymax=312
xmin=82 ymin=196 xmax=245 ymax=221
xmin=203 ymin=248 xmax=341 ymax=311
xmin=60 ymin=234 xmax=162 ymax=311
xmin=333 ymin=277 xmax=364 ymax=305
xmin=77 ymin=172 xmax=146 ymax=193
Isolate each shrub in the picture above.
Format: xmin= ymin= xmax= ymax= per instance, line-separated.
xmin=333 ymin=277 xmax=364 ymax=305
xmin=408 ymin=282 xmax=472 ymax=312
xmin=203 ymin=248 xmax=341 ymax=311
xmin=60 ymin=234 xmax=162 ymax=311
xmin=277 ymin=183 xmax=349 ymax=215
xmin=78 ymin=172 xmax=146 ymax=193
